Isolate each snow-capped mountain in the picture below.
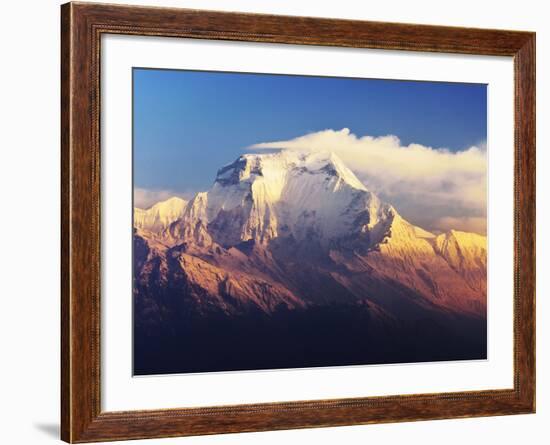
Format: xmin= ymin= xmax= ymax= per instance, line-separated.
xmin=134 ymin=196 xmax=187 ymax=233
xmin=167 ymin=150 xmax=395 ymax=247
xmin=134 ymin=150 xmax=487 ymax=373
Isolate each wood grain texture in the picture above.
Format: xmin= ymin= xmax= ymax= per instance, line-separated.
xmin=60 ymin=4 xmax=71 ymax=441
xmin=60 ymin=2 xmax=536 ymax=442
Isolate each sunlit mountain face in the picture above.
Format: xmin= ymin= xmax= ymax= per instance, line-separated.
xmin=133 ymin=150 xmax=487 ymax=375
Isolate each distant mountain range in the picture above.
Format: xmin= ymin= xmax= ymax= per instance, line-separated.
xmin=133 ymin=150 xmax=487 ymax=375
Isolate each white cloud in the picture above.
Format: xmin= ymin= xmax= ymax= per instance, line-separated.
xmin=250 ymin=128 xmax=487 ymax=234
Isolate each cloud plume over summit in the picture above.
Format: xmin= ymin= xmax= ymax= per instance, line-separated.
xmin=250 ymin=128 xmax=486 ymax=234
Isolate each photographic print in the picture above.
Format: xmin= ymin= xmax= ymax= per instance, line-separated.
xmin=132 ymin=68 xmax=488 ymax=375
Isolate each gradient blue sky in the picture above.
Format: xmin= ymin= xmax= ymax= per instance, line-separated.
xmin=133 ymin=68 xmax=487 ymax=200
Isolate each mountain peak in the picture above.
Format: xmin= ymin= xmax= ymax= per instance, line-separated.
xmin=165 ymin=150 xmax=391 ymax=247
xmin=306 ymin=151 xmax=367 ymax=191
xmin=215 ymin=155 xmax=263 ymax=186
xmin=134 ymin=196 xmax=188 ymax=233
xmin=136 ymin=196 xmax=187 ymax=212
xmin=215 ymin=150 xmax=367 ymax=192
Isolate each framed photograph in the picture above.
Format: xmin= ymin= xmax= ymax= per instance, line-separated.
xmin=61 ymin=2 xmax=535 ymax=442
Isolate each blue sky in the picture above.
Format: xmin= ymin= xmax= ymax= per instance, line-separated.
xmin=133 ymin=68 xmax=486 ymax=196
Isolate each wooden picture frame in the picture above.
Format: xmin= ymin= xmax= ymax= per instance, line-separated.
xmin=61 ymin=2 xmax=535 ymax=442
